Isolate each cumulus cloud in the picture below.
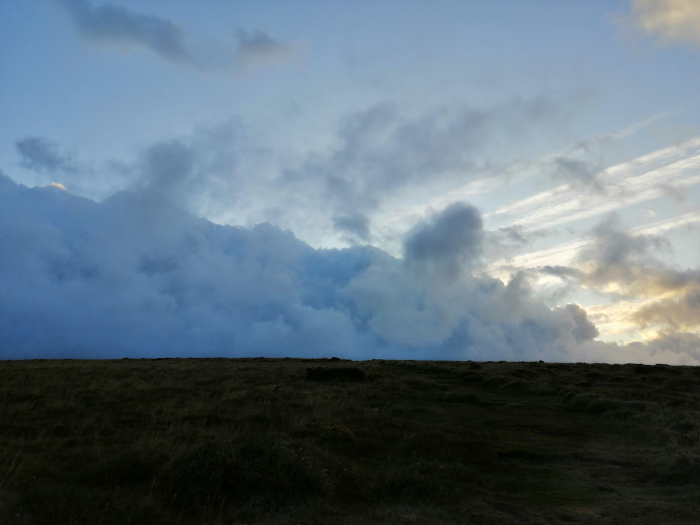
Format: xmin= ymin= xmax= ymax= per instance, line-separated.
xmin=403 ymin=203 xmax=483 ymax=277
xmin=0 ymin=172 xmax=616 ymax=361
xmin=622 ymin=0 xmax=700 ymax=47
xmin=559 ymin=303 xmax=599 ymax=343
xmin=59 ymin=0 xmax=298 ymax=72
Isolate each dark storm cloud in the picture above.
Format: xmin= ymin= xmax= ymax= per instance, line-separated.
xmin=59 ymin=0 xmax=297 ymax=71
xmin=0 ymin=173 xmax=608 ymax=361
xmin=60 ymin=0 xmax=191 ymax=64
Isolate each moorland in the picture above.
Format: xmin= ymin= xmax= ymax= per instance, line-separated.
xmin=0 ymin=357 xmax=699 ymax=524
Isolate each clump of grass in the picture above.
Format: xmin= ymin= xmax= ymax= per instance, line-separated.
xmin=78 ymin=448 xmax=166 ymax=487
xmin=304 ymin=422 xmax=354 ymax=440
xmin=158 ymin=440 xmax=323 ymax=510
xmin=305 ymin=367 xmax=365 ymax=382
xmin=442 ymin=391 xmax=480 ymax=404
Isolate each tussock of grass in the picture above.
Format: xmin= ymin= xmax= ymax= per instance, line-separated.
xmin=305 ymin=366 xmax=365 ymax=382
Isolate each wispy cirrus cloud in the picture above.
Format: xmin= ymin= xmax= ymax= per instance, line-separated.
xmin=487 ymin=136 xmax=700 ymax=230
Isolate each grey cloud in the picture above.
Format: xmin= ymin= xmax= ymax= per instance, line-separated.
xmin=403 ymin=203 xmax=483 ymax=277
xmin=139 ymin=140 xmax=196 ymax=201
xmin=59 ymin=1 xmax=297 ymax=72
xmin=485 ymin=225 xmax=555 ymax=260
xmin=538 ymin=214 xmax=700 ymax=337
xmin=15 ymin=135 xmax=136 ymax=199
xmin=235 ymin=29 xmax=297 ymax=71
xmin=291 ymin=96 xmax=563 ymax=218
xmin=544 ymin=214 xmax=680 ymax=297
xmin=35 ymin=96 xmax=565 ymax=241
xmin=60 ymin=0 xmax=191 ymax=64
xmin=659 ymin=184 xmax=690 ymax=210
xmin=622 ymin=331 xmax=700 ymax=365
xmin=552 ymin=157 xmax=605 ymax=193
xmin=560 ymin=303 xmax=599 ymax=343
xmin=0 ymin=174 xmax=611 ymax=361
xmin=633 ymin=285 xmax=700 ymax=329
xmin=16 ymin=136 xmax=75 ymax=174
xmin=333 ymin=213 xmax=370 ymax=241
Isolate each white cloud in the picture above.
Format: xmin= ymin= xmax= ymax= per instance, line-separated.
xmin=624 ymin=0 xmax=700 ymax=47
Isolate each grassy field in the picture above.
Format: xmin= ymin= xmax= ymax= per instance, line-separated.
xmin=0 ymin=357 xmax=699 ymax=524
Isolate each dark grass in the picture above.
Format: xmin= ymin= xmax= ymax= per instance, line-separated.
xmin=1 ymin=358 xmax=699 ymax=524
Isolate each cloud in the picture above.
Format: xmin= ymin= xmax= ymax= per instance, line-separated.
xmin=484 ymin=225 xmax=555 ymax=261
xmin=538 ymin=213 xmax=700 ymax=298
xmin=333 ymin=213 xmax=371 ymax=241
xmin=559 ymin=303 xmax=599 ymax=343
xmin=487 ymin=136 xmax=700 ymax=230
xmin=59 ymin=0 xmax=298 ymax=72
xmin=30 ymin=96 xmax=563 ymax=248
xmin=283 ymin=95 xmax=564 ymax=230
xmin=15 ymin=135 xmax=134 ymax=199
xmin=235 ymin=29 xmax=298 ymax=72
xmin=59 ymin=0 xmax=191 ymax=64
xmin=633 ymin=284 xmax=700 ymax=329
xmin=0 ymin=173 xmax=620 ymax=361
xmin=16 ymin=136 xmax=75 ymax=174
xmin=552 ymin=157 xmax=605 ymax=193
xmin=403 ymin=203 xmax=483 ymax=277
xmin=659 ymin=183 xmax=690 ymax=209
xmin=533 ymin=214 xmax=700 ymax=343
xmin=623 ymin=0 xmax=700 ymax=47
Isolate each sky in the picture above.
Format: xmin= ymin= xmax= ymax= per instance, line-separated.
xmin=1 ymin=0 xmax=699 ymax=363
